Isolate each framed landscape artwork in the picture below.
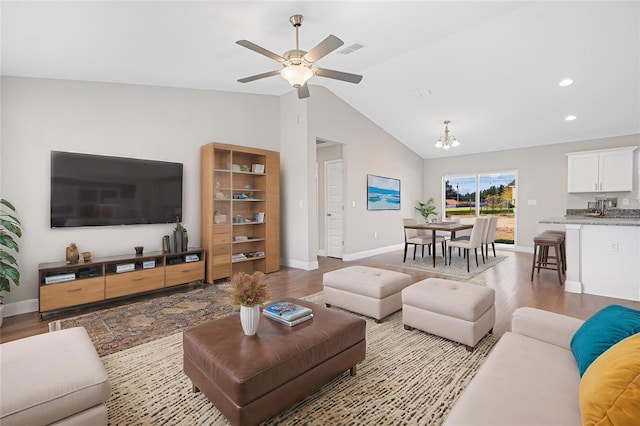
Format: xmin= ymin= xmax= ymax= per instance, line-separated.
xmin=367 ymin=174 xmax=400 ymax=210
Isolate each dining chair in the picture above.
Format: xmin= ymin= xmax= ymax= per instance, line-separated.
xmin=447 ymin=217 xmax=489 ymax=272
xmin=483 ymin=216 xmax=499 ymax=259
xmin=403 ymin=219 xmax=445 ymax=262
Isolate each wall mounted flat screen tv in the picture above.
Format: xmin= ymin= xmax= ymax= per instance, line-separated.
xmin=51 ymin=151 xmax=183 ymax=228
xmin=367 ymin=174 xmax=401 ymax=210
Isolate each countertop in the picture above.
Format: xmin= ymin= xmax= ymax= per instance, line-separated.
xmin=540 ymin=216 xmax=640 ymax=226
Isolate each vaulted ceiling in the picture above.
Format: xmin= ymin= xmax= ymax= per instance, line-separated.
xmin=2 ymin=1 xmax=638 ymax=158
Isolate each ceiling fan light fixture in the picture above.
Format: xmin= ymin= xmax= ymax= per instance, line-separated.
xmin=281 ymin=65 xmax=314 ymax=88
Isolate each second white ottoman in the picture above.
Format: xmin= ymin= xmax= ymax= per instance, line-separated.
xmin=402 ymin=278 xmax=495 ymax=351
xmin=323 ymin=266 xmax=412 ymax=322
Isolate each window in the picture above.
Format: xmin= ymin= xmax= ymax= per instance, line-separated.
xmin=443 ymin=171 xmax=517 ymax=245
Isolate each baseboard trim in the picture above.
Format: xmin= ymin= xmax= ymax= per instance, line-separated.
xmin=282 ymin=258 xmax=320 ymax=271
xmin=4 ymin=298 xmax=39 ymax=317
xmin=564 ymin=280 xmax=582 ymax=294
xmin=342 ymin=244 xmax=404 ymax=261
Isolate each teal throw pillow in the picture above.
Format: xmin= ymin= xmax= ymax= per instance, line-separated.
xmin=570 ymin=304 xmax=640 ymax=376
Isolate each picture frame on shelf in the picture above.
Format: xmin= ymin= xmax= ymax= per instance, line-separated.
xmin=252 ymin=164 xmax=265 ymax=173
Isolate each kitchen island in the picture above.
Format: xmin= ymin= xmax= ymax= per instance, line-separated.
xmin=539 ymin=216 xmax=640 ymax=301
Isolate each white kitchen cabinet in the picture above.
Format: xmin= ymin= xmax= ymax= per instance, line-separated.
xmin=567 ymin=146 xmax=636 ymax=193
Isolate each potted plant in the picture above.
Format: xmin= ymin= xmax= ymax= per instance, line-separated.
xmin=0 ymin=199 xmax=22 ymax=326
xmin=415 ymin=198 xmax=438 ymax=223
xmin=230 ymin=271 xmax=271 ymax=335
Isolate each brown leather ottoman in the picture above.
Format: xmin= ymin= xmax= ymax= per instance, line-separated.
xmin=183 ymin=298 xmax=366 ymax=426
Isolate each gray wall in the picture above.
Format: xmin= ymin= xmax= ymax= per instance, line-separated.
xmin=423 ymin=134 xmax=640 ymax=250
xmin=308 ymin=87 xmax=425 ymax=259
xmin=3 ymin=76 xmax=637 ymax=313
xmin=1 ymin=76 xmax=280 ymax=307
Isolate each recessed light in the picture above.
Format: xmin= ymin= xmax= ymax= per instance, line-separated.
xmin=565 ymin=115 xmax=577 ymax=121
xmin=559 ymin=78 xmax=574 ymax=87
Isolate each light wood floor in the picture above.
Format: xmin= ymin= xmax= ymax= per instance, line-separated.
xmin=2 ymin=249 xmax=639 ymax=344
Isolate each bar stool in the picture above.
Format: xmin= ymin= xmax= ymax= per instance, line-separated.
xmin=540 ymin=230 xmax=566 ymax=273
xmin=531 ymin=233 xmax=564 ymax=285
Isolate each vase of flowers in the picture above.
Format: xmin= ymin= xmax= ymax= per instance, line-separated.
xmin=230 ymin=271 xmax=271 ymax=336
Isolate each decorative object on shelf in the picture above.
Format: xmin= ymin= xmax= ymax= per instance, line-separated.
xmin=0 ymin=198 xmax=22 ymax=325
xmin=253 ymin=212 xmax=265 ymax=222
xmin=172 ymin=217 xmax=188 ymax=252
xmin=135 ymin=246 xmax=144 ymax=256
xmin=162 ymin=235 xmax=171 ymax=253
xmin=234 ymin=214 xmax=245 ymax=223
xmin=435 ymin=120 xmax=459 ymax=150
xmin=251 ymin=164 xmax=265 ymax=173
xmin=214 ymin=211 xmax=227 ymax=224
xmin=215 ymin=181 xmax=225 ymax=199
xmin=66 ymin=243 xmax=80 ymax=264
xmin=81 ymin=251 xmax=92 ymax=262
xmin=240 ymin=164 xmax=250 ymax=172
xmin=415 ymin=198 xmax=438 ymax=223
xmin=230 ymin=271 xmax=271 ymax=336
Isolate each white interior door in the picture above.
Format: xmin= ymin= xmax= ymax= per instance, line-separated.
xmin=325 ymin=160 xmax=343 ymax=258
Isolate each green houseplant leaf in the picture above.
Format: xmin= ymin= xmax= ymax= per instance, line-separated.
xmin=0 ymin=199 xmax=22 ymax=302
xmin=415 ymin=198 xmax=438 ymax=222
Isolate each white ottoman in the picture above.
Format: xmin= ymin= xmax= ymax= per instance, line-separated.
xmin=323 ymin=266 xmax=412 ymax=322
xmin=0 ymin=327 xmax=111 ymax=426
xmin=402 ymin=278 xmax=495 ymax=351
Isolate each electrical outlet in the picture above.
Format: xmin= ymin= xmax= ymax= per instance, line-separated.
xmin=374 ymin=231 xmax=378 ymax=239
xmin=623 ymin=198 xmax=629 ymax=205
xmin=608 ymin=241 xmax=619 ymax=252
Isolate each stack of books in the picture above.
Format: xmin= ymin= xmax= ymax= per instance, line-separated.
xmin=263 ymin=301 xmax=313 ymax=326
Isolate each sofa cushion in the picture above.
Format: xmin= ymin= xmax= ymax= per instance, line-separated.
xmin=443 ymin=331 xmax=582 ymax=426
xmin=579 ymin=332 xmax=640 ymax=426
xmin=570 ymin=305 xmax=640 ymax=376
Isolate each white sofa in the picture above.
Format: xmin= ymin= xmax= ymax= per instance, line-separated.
xmin=444 ymin=307 xmax=585 ymax=426
xmin=0 ymin=327 xmax=111 ymax=426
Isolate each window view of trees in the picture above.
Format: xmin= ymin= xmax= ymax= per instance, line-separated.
xmin=443 ymin=172 xmax=516 ymax=244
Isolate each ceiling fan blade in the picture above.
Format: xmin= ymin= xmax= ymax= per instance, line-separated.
xmin=303 ymin=35 xmax=344 ymax=63
xmin=236 ymin=40 xmax=286 ymax=63
xmin=237 ymin=70 xmax=281 ymax=83
xmin=297 ymin=83 xmax=310 ymax=99
xmin=314 ymin=68 xmax=363 ymax=84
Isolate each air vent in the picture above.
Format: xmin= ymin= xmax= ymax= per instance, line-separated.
xmin=338 ymin=43 xmax=364 ymax=55
xmin=411 ymin=89 xmax=432 ymax=100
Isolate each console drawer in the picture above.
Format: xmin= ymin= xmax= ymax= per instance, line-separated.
xmin=40 ymin=277 xmax=105 ymax=311
xmin=166 ymin=260 xmax=205 ymax=287
xmin=105 ymin=268 xmax=164 ymax=298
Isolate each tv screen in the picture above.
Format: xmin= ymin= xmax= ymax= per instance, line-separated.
xmin=51 ymin=151 xmax=183 ymax=228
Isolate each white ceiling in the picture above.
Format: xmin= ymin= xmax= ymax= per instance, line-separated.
xmin=2 ymin=1 xmax=639 ymax=159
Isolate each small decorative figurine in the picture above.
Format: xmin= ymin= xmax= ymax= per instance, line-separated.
xmin=66 ymin=243 xmax=80 ymax=264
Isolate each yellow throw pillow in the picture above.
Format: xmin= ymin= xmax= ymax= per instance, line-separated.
xmin=579 ymin=332 xmax=640 ymax=426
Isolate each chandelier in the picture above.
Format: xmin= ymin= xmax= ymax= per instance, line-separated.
xmin=435 ymin=120 xmax=459 ymax=150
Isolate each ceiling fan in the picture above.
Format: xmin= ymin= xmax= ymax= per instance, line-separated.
xmin=236 ymin=14 xmax=363 ymax=99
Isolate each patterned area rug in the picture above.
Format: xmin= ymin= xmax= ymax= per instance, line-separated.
xmin=389 ymin=254 xmax=507 ymax=279
xmin=102 ymin=292 xmax=498 ymax=425
xmin=49 ymin=282 xmax=233 ymax=356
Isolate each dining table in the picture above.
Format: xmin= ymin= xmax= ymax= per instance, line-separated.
xmin=404 ymin=222 xmax=474 ymax=268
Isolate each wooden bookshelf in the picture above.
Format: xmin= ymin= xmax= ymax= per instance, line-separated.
xmin=201 ymin=142 xmax=280 ymax=282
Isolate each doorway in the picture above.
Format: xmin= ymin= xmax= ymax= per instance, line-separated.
xmin=325 ymin=160 xmax=344 ymax=258
xmin=316 ymin=141 xmax=344 ymax=258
